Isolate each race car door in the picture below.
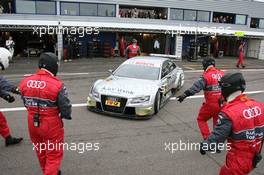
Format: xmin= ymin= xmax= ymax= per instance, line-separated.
xmin=161 ymin=60 xmax=177 ymax=94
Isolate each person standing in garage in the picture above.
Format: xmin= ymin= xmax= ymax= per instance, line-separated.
xmin=200 ymin=73 xmax=264 ymax=175
xmin=236 ymin=41 xmax=246 ymax=68
xmin=19 ymin=52 xmax=72 ymax=175
xmin=153 ymin=38 xmax=160 ymax=54
xmin=177 ymin=58 xmax=224 ymax=140
xmin=0 ymin=77 xmax=23 ymax=146
xmin=119 ymin=36 xmax=126 ymax=58
xmin=125 ymin=38 xmax=141 ymax=59
xmin=5 ymin=36 xmax=15 ymax=62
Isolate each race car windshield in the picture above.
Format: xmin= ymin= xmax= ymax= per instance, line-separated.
xmin=114 ymin=64 xmax=160 ymax=80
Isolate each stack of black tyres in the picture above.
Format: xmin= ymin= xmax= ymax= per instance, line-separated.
xmin=87 ymin=42 xmax=94 ymax=58
xmin=102 ymin=41 xmax=111 ymax=58
xmin=199 ymin=43 xmax=208 ymax=57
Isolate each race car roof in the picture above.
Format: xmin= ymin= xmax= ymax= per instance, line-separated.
xmin=124 ymin=56 xmax=168 ymax=68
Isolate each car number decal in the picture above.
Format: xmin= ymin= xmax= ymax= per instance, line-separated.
xmin=105 ymin=100 xmax=121 ymax=107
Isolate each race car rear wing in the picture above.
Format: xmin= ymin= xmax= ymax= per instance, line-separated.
xmin=149 ymin=53 xmax=182 ymax=61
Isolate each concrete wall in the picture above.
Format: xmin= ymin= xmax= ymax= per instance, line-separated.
xmin=247 ymin=39 xmax=261 ymax=58
xmin=259 ymin=40 xmax=264 ymax=60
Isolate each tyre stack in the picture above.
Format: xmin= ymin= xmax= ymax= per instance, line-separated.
xmin=102 ymin=41 xmax=111 ymax=58
xmin=87 ymin=42 xmax=94 ymax=58
xmin=199 ymin=43 xmax=208 ymax=57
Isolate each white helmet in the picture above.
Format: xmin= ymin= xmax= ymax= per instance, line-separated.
xmin=0 ymin=47 xmax=10 ymax=70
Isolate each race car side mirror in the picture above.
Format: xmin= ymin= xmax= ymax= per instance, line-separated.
xmin=108 ymin=69 xmax=113 ymax=74
xmin=166 ymin=74 xmax=172 ymax=79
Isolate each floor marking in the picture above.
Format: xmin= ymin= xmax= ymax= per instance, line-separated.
xmin=170 ymin=90 xmax=264 ymax=101
xmin=1 ymin=91 xmax=264 ymax=112
xmin=2 ymin=69 xmax=264 ymax=78
xmin=184 ymin=66 xmax=195 ymax=70
xmin=0 ymin=103 xmax=88 ymax=112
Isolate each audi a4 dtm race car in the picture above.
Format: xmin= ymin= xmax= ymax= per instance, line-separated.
xmin=87 ymin=56 xmax=184 ymax=119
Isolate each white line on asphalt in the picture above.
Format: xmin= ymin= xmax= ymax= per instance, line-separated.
xmin=24 ymin=72 xmax=107 ymax=77
xmin=170 ymin=90 xmax=264 ymax=100
xmin=184 ymin=69 xmax=264 ymax=73
xmin=0 ymin=103 xmax=88 ymax=112
xmin=2 ymin=69 xmax=263 ymax=78
xmin=184 ymin=66 xmax=195 ymax=70
xmin=1 ymin=91 xmax=264 ymax=112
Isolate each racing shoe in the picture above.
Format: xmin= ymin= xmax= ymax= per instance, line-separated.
xmin=5 ymin=135 xmax=23 ymax=147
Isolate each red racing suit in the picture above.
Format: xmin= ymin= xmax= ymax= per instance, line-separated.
xmin=184 ymin=67 xmax=224 ymax=139
xmin=119 ymin=39 xmax=126 ymax=57
xmin=126 ymin=44 xmax=141 ymax=59
xmin=237 ymin=44 xmax=245 ymax=67
xmin=19 ymin=70 xmax=72 ymax=175
xmin=0 ymin=76 xmax=19 ymax=139
xmin=204 ymin=94 xmax=264 ymax=175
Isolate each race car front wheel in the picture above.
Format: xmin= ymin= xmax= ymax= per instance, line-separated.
xmin=154 ymin=91 xmax=161 ymax=114
xmin=0 ymin=62 xmax=5 ymax=70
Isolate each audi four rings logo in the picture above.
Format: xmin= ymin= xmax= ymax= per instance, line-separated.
xmin=27 ymin=80 xmax=46 ymax=89
xmin=243 ymin=106 xmax=262 ymax=119
xmin=211 ymin=74 xmax=222 ymax=81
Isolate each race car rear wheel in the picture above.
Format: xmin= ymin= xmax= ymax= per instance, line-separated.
xmin=154 ymin=91 xmax=161 ymax=114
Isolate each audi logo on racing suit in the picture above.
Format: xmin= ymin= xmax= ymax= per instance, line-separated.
xmin=243 ymin=106 xmax=262 ymax=119
xmin=211 ymin=74 xmax=223 ymax=81
xmin=27 ymin=80 xmax=46 ymax=89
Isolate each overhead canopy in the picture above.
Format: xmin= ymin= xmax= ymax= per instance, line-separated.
xmin=0 ymin=19 xmax=264 ymax=38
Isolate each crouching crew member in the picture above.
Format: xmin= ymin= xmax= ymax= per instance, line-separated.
xmin=19 ymin=53 xmax=72 ymax=175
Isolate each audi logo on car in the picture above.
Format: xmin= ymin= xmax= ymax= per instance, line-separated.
xmin=26 ymin=80 xmax=46 ymax=89
xmin=243 ymin=106 xmax=262 ymax=119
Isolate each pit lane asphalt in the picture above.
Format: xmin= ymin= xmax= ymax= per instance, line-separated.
xmin=0 ymin=58 xmax=264 ymax=175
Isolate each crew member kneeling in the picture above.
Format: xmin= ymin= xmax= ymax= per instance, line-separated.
xmin=19 ymin=53 xmax=72 ymax=175
xmin=200 ymin=73 xmax=264 ymax=175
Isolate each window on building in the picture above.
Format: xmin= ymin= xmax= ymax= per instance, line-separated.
xmin=80 ymin=3 xmax=98 ymax=16
xmin=259 ymin=19 xmax=264 ymax=28
xmin=36 ymin=1 xmax=56 ymax=15
xmin=61 ymin=2 xmax=79 ymax=15
xmin=197 ymin=11 xmax=210 ymax=22
xmin=119 ymin=6 xmax=167 ymax=19
xmin=98 ymin=4 xmax=115 ymax=17
xmin=184 ymin=10 xmax=196 ymax=21
xmin=235 ymin=15 xmax=247 ymax=25
xmin=213 ymin=12 xmax=235 ymax=24
xmin=16 ymin=0 xmax=36 ymax=14
xmin=0 ymin=0 xmax=15 ymax=14
xmin=250 ymin=18 xmax=259 ymax=28
xmin=170 ymin=8 xmax=183 ymax=20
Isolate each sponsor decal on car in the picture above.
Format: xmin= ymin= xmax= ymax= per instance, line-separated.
xmin=101 ymin=86 xmax=134 ymax=95
xmin=127 ymin=60 xmax=160 ymax=68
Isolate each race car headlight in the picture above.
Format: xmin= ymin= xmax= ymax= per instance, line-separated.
xmin=130 ymin=96 xmax=150 ymax=104
xmin=90 ymin=86 xmax=99 ymax=98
